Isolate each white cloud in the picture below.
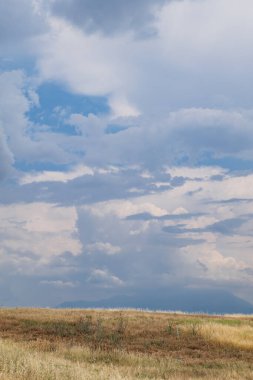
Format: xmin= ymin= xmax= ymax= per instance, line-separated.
xmin=37 ymin=18 xmax=124 ymax=96
xmin=40 ymin=280 xmax=77 ymax=288
xmin=182 ymin=245 xmax=251 ymax=283
xmin=0 ymin=70 xmax=86 ymax=166
xmin=77 ymin=167 xmax=253 ymax=290
xmin=85 ymin=200 xmax=168 ymax=218
xmin=88 ymin=269 xmax=124 ymax=287
xmin=0 ymin=203 xmax=82 ymax=269
xmin=109 ymin=94 xmax=140 ymax=118
xmin=159 ymin=0 xmax=253 ymax=70
xmin=86 ymin=242 xmax=121 ymax=255
xmin=34 ymin=0 xmax=253 ymax=116
xmin=63 ymin=108 xmax=253 ymax=169
xmin=20 ymin=165 xmax=94 ymax=185
xmin=2 ymin=0 xmax=253 ymax=306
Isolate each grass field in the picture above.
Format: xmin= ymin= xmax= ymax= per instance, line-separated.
xmin=0 ymin=308 xmax=253 ymax=379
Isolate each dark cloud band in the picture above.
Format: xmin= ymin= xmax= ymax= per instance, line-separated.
xmin=51 ymin=0 xmax=169 ymax=37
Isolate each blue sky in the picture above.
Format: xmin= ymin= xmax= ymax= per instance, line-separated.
xmin=1 ymin=0 xmax=253 ymax=308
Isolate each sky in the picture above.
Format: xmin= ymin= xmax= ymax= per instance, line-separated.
xmin=1 ymin=0 xmax=253 ymax=308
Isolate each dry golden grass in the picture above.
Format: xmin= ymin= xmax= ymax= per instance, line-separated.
xmin=0 ymin=308 xmax=253 ymax=379
xmin=199 ymin=322 xmax=253 ymax=350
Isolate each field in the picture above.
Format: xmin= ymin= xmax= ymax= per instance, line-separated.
xmin=0 ymin=308 xmax=253 ymax=379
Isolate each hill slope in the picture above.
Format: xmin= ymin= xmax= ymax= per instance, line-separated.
xmin=57 ymin=287 xmax=253 ymax=314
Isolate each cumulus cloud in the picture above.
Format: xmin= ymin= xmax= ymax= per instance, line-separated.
xmin=0 ymin=71 xmax=84 ymax=166
xmin=1 ymin=0 xmax=253 ymax=307
xmin=2 ymin=164 xmax=253 ymax=305
xmin=66 ymin=109 xmax=253 ymax=169
xmin=75 ymin=169 xmax=253 ymax=291
xmin=35 ymin=0 xmax=253 ymax=117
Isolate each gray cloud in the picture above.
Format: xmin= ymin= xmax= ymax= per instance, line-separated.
xmin=163 ymin=217 xmax=249 ymax=236
xmin=2 ymin=0 xmax=253 ymax=308
xmin=0 ymin=128 xmax=14 ymax=180
xmin=93 ymin=112 xmax=253 ymax=169
xmin=0 ymin=71 xmax=77 ymax=167
xmin=206 ymin=198 xmax=253 ymax=205
xmin=1 ymin=164 xmax=253 ymax=306
xmin=74 ymin=206 xmax=205 ymax=293
xmin=2 ymin=167 xmax=168 ymax=206
xmin=206 ymin=218 xmax=247 ymax=236
xmin=51 ymin=0 xmax=169 ymax=37
xmin=0 ymin=0 xmax=46 ymax=45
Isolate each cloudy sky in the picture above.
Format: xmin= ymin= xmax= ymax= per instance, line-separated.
xmin=1 ymin=0 xmax=253 ymax=307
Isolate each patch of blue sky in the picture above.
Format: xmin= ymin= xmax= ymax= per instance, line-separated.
xmin=105 ymin=124 xmax=129 ymax=134
xmin=14 ymin=161 xmax=70 ymax=173
xmin=28 ymin=82 xmax=110 ymax=135
xmin=199 ymin=153 xmax=253 ymax=172
xmin=0 ymin=56 xmax=37 ymax=75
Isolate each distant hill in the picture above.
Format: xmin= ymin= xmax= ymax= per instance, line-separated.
xmin=57 ymin=288 xmax=253 ymax=314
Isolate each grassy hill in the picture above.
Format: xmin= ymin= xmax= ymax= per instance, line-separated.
xmin=0 ymin=308 xmax=253 ymax=379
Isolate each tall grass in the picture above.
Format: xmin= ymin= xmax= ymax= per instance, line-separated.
xmin=0 ymin=338 xmax=180 ymax=380
xmin=1 ymin=338 xmax=253 ymax=380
